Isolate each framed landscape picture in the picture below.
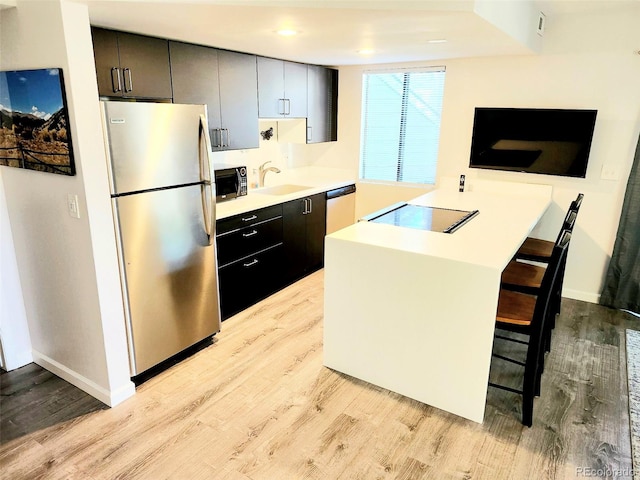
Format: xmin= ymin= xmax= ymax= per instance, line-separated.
xmin=0 ymin=68 xmax=76 ymax=176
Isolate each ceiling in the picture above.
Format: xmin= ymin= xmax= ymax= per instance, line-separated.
xmin=75 ymin=0 xmax=638 ymax=66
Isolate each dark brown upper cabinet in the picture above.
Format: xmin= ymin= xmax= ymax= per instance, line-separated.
xmin=91 ymin=27 xmax=172 ymax=100
xmin=170 ymin=42 xmax=259 ymax=151
xmin=307 ymin=65 xmax=338 ymax=143
xmin=257 ymin=57 xmax=308 ymax=118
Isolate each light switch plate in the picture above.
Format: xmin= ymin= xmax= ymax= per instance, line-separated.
xmin=67 ymin=194 xmax=80 ymax=218
xmin=536 ymin=12 xmax=546 ymax=36
xmin=601 ymin=164 xmax=620 ymax=181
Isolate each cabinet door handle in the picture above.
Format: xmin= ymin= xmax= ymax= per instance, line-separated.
xmin=110 ymin=67 xmax=122 ymax=93
xmin=243 ymin=259 xmax=259 ymax=267
xmin=123 ymin=68 xmax=133 ymax=92
xmin=242 ymin=215 xmax=258 ymax=222
xmin=278 ymin=98 xmax=286 ymax=115
xmin=306 ymin=126 xmax=312 ymax=142
xmin=242 ymin=230 xmax=258 ymax=238
xmin=222 ymin=128 xmax=230 ymax=148
xmin=307 ymin=198 xmax=312 ymax=214
xmin=212 ymin=128 xmax=222 ymax=148
xmin=303 ymin=198 xmax=312 ymax=214
xmin=284 ymin=98 xmax=291 ymax=116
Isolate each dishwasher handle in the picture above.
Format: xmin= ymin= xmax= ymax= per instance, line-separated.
xmin=326 ymin=184 xmax=356 ymax=200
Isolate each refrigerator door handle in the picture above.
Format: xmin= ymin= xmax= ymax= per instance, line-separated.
xmin=200 ymin=114 xmax=215 ymax=245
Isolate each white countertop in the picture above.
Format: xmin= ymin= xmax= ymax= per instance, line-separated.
xmin=323 ymin=179 xmax=552 ymax=423
xmin=328 ymin=182 xmax=552 ymax=271
xmin=215 ymin=166 xmax=356 ymax=220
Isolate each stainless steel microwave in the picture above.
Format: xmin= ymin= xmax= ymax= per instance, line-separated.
xmin=213 ymin=164 xmax=247 ymax=201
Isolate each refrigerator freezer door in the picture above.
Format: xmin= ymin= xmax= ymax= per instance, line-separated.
xmin=114 ymin=184 xmax=220 ymax=375
xmin=103 ymin=102 xmax=207 ymax=195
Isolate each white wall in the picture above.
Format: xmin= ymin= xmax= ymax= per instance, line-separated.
xmin=474 ymin=0 xmax=543 ymax=53
xmin=0 ymin=173 xmax=32 ymax=370
xmin=0 ymin=0 xmax=134 ymax=404
xmin=312 ymin=5 xmax=640 ymax=303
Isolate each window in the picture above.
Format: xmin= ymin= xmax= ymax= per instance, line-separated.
xmin=359 ymin=68 xmax=446 ymax=185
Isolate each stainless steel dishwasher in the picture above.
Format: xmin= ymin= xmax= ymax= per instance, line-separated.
xmin=326 ymin=184 xmax=356 ymax=235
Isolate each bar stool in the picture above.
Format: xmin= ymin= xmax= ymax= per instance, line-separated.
xmin=515 ymin=193 xmax=583 ymax=263
xmin=502 ymin=194 xmax=582 ymax=325
xmin=489 ymin=231 xmax=571 ymax=427
xmin=502 ymin=209 xmax=576 ymax=297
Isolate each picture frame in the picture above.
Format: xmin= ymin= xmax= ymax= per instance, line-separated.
xmin=0 ymin=68 xmax=76 ymax=176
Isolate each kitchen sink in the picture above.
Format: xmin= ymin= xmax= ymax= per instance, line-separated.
xmin=256 ymin=184 xmax=312 ymax=195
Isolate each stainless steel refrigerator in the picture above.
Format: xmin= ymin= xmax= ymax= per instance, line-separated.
xmin=101 ymin=101 xmax=221 ymax=377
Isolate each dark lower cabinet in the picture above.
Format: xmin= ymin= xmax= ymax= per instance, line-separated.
xmin=216 ymin=195 xmax=327 ymax=319
xmin=216 ymin=205 xmax=284 ymax=319
xmin=283 ymin=193 xmax=327 ymax=283
xmin=218 ymin=244 xmax=284 ymax=320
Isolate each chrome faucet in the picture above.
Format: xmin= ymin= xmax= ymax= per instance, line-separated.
xmin=258 ymin=161 xmax=281 ymax=187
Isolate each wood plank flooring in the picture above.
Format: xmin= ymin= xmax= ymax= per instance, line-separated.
xmin=0 ymin=270 xmax=636 ymax=479
xmin=0 ymin=363 xmax=107 ymax=445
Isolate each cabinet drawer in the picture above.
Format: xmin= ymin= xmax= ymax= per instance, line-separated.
xmin=218 ymin=244 xmax=284 ymax=319
xmin=217 ymin=204 xmax=282 ymax=236
xmin=217 ymin=216 xmax=283 ymax=267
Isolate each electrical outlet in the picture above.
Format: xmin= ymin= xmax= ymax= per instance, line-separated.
xmin=67 ymin=194 xmax=80 ymax=219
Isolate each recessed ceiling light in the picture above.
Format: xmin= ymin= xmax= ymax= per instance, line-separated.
xmin=358 ymin=49 xmax=375 ymax=55
xmin=276 ymin=29 xmax=299 ymax=37
xmin=427 ymin=39 xmax=448 ymax=44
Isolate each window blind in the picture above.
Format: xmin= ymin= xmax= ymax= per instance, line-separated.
xmin=360 ymin=68 xmax=445 ymax=184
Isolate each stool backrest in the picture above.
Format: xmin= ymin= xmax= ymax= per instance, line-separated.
xmin=527 ymin=231 xmax=571 ymax=371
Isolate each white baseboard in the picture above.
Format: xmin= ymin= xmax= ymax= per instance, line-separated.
xmin=563 ymin=288 xmax=600 ymax=304
xmin=32 ymin=350 xmax=135 ymax=407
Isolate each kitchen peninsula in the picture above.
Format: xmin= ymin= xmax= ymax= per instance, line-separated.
xmin=323 ymin=180 xmax=552 ymax=423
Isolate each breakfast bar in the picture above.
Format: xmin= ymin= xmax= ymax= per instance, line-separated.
xmin=323 ymin=180 xmax=552 ymax=423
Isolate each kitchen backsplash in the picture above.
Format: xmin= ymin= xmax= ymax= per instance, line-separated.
xmin=211 ymin=119 xmax=312 ymax=182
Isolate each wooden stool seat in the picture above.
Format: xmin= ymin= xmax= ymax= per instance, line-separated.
xmin=496 ymin=289 xmax=536 ymax=327
xmin=515 ymin=194 xmax=581 ymax=263
xmin=502 ymin=260 xmax=545 ymax=290
xmin=516 ymin=237 xmax=554 ymax=262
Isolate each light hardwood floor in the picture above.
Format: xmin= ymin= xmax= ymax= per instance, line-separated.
xmin=0 ymin=270 xmax=635 ymax=479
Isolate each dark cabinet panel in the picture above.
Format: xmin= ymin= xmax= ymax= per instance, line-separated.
xmin=257 ymin=57 xmax=307 ymax=118
xmin=307 ymin=66 xmax=338 ymax=143
xmin=218 ymin=244 xmax=284 ymax=319
xmin=305 ymin=193 xmax=327 ymax=270
xmin=169 ymin=42 xmax=222 ymax=134
xmin=217 ymin=50 xmax=259 ymax=150
xmin=91 ymin=27 xmax=171 ymax=99
xmin=91 ymin=27 xmax=122 ymax=97
xmin=283 ymin=193 xmax=327 ymax=282
xmin=117 ymin=32 xmax=172 ymax=99
xmin=282 ymin=198 xmax=307 ymax=281
xmin=217 ymin=204 xmax=282 ymax=236
xmin=170 ymin=44 xmax=258 ymax=151
xmin=216 ymin=194 xmax=326 ymax=319
xmin=216 ymin=204 xmax=284 ymax=319
xmin=217 ymin=216 xmax=283 ymax=267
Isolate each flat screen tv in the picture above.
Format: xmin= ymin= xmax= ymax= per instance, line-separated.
xmin=469 ymin=107 xmax=597 ymax=178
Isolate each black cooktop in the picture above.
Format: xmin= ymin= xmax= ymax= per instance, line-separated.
xmin=367 ymin=204 xmax=479 ymax=233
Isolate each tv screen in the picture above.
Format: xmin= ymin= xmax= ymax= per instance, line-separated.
xmin=469 ymin=107 xmax=597 ymax=178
